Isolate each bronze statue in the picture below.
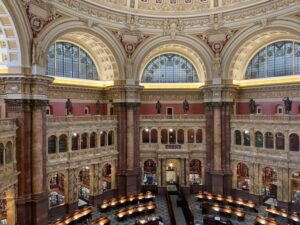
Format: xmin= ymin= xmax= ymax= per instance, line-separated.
xmin=66 ymin=98 xmax=72 ymax=115
xmin=283 ymin=97 xmax=292 ymax=114
xmin=248 ymin=99 xmax=256 ymax=114
xmin=183 ymin=99 xmax=189 ymax=113
xmin=156 ymin=100 xmax=162 ymax=114
xmin=96 ymin=99 xmax=101 ymax=115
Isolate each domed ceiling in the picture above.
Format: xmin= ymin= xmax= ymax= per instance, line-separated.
xmin=84 ymin=0 xmax=275 ymax=17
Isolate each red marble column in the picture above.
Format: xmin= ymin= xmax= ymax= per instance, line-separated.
xmin=114 ymin=102 xmax=141 ymax=195
xmin=5 ymin=99 xmax=49 ymax=225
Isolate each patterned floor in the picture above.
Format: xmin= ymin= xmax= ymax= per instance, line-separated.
xmin=91 ymin=194 xmax=171 ymax=225
xmin=187 ymin=194 xmax=288 ymax=225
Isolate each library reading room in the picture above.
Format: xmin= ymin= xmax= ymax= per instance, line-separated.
xmin=0 ymin=0 xmax=299 ymax=224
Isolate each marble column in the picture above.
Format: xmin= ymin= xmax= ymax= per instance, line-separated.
xmin=213 ymin=104 xmax=222 ymax=171
xmin=6 ymin=188 xmax=16 ymax=225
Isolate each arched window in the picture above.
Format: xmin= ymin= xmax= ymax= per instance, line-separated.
xmin=275 ymin=133 xmax=285 ymax=150
xmin=276 ymin=105 xmax=283 ymax=115
xmin=262 ymin=167 xmax=278 ymax=198
xmin=291 ymin=172 xmax=300 ymax=203
xmin=150 ymin=129 xmax=158 ymax=143
xmin=177 ymin=129 xmax=184 ymax=144
xmin=255 ymin=131 xmax=263 ymax=148
xmin=72 ymin=133 xmax=79 ymax=151
xmin=90 ymin=132 xmax=96 ymax=148
xmin=243 ymin=130 xmax=250 ymax=146
xmin=245 ymin=41 xmax=300 ymax=79
xmin=265 ymin=132 xmax=274 ymax=149
xmin=49 ymin=173 xmax=65 ymax=207
xmin=142 ymin=129 xmax=150 ymax=143
xmin=235 ymin=130 xmax=241 ymax=145
xmin=102 ymin=163 xmax=112 ymax=191
xmin=47 ymin=41 xmax=99 ymax=80
xmin=161 ymin=129 xmax=168 ymax=144
xmin=169 ymin=128 xmax=176 ymax=144
xmin=141 ymin=54 xmax=199 ymax=83
xmin=100 ymin=131 xmax=107 ymax=146
xmin=48 ymin=135 xmax=57 ymax=154
xmin=81 ymin=133 xmax=88 ymax=149
xmin=0 ymin=143 xmax=4 ymax=165
xmin=188 ymin=129 xmax=194 ymax=143
xmin=5 ymin=142 xmax=12 ymax=164
xmin=256 ymin=105 xmax=262 ymax=114
xmin=108 ymin=131 xmax=114 ymax=145
xmin=289 ymin=133 xmax=299 ymax=151
xmin=196 ymin=129 xmax=202 ymax=143
xmin=237 ymin=163 xmax=249 ymax=191
xmin=46 ymin=105 xmax=52 ymax=116
xmin=59 ymin=135 xmax=68 ymax=152
xmin=84 ymin=106 xmax=90 ymax=115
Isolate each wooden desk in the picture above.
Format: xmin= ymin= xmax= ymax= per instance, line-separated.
xmin=90 ymin=216 xmax=110 ymax=225
xmin=196 ymin=191 xmax=257 ymax=211
xmin=203 ymin=215 xmax=233 ymax=225
xmin=51 ymin=207 xmax=92 ymax=225
xmin=255 ymin=215 xmax=288 ymax=225
xmin=99 ymin=192 xmax=155 ymax=211
xmin=135 ymin=215 xmax=162 ymax=225
xmin=266 ymin=207 xmax=300 ymax=225
xmin=115 ymin=202 xmax=156 ymax=220
xmin=201 ymin=203 xmax=245 ymax=220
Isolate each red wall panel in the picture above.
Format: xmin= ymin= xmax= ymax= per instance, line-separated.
xmin=49 ymin=102 xmax=107 ymax=116
xmin=139 ymin=103 xmax=204 ymax=115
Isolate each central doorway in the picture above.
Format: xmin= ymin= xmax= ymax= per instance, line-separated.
xmin=166 ymin=159 xmax=180 ymax=193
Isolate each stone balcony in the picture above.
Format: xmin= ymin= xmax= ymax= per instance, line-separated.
xmin=140 ymin=114 xmax=205 ymax=121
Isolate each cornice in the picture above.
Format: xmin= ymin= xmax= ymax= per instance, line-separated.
xmin=50 ymin=0 xmax=300 ymax=32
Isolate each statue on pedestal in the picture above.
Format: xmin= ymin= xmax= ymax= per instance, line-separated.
xmin=96 ymin=99 xmax=101 ymax=115
xmin=183 ymin=99 xmax=189 ymax=113
xmin=66 ymin=98 xmax=72 ymax=115
xmin=156 ymin=100 xmax=162 ymax=114
xmin=283 ymin=97 xmax=292 ymax=114
xmin=248 ymin=98 xmax=256 ymax=114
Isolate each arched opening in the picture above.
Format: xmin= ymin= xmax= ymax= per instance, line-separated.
xmin=276 ymin=105 xmax=283 ymax=115
xmin=59 ymin=135 xmax=68 ymax=152
xmin=188 ymin=129 xmax=194 ymax=143
xmin=291 ymin=172 xmax=300 ymax=203
xmin=289 ymin=133 xmax=299 ymax=151
xmin=46 ymin=105 xmax=53 ymax=116
xmin=84 ymin=106 xmax=90 ymax=115
xmin=265 ymin=132 xmax=274 ymax=149
xmin=49 ymin=173 xmax=65 ymax=207
xmin=166 ymin=159 xmax=180 ymax=185
xmin=196 ymin=129 xmax=202 ymax=143
xmin=150 ymin=129 xmax=158 ymax=143
xmin=72 ymin=133 xmax=79 ymax=151
xmin=102 ymin=163 xmax=112 ymax=192
xmin=5 ymin=142 xmax=12 ymax=164
xmin=177 ymin=129 xmax=184 ymax=144
xmin=142 ymin=129 xmax=149 ymax=143
xmin=48 ymin=135 xmax=57 ymax=154
xmin=262 ymin=167 xmax=278 ymax=198
xmin=143 ymin=159 xmax=157 ymax=185
xmin=243 ymin=130 xmax=250 ymax=146
xmin=189 ymin=159 xmax=202 ymax=185
xmin=275 ymin=133 xmax=285 ymax=150
xmin=161 ymin=129 xmax=168 ymax=144
xmin=168 ymin=128 xmax=176 ymax=144
xmin=235 ymin=130 xmax=241 ymax=145
xmin=100 ymin=131 xmax=107 ymax=146
xmin=0 ymin=192 xmax=7 ymax=224
xmin=255 ymin=131 xmax=263 ymax=148
xmin=236 ymin=163 xmax=249 ymax=191
xmin=256 ymin=105 xmax=262 ymax=115
xmin=108 ymin=131 xmax=114 ymax=145
xmin=0 ymin=143 xmax=4 ymax=165
xmin=79 ymin=167 xmax=90 ymax=203
xmin=90 ymin=132 xmax=96 ymax=148
xmin=81 ymin=133 xmax=88 ymax=149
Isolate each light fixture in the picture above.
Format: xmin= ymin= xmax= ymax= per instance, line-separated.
xmin=73 ymin=132 xmax=77 ymax=136
xmin=145 ymin=128 xmax=149 ymax=132
xmin=169 ymin=128 xmax=173 ymax=132
xmin=100 ymin=131 xmax=103 ymax=134
xmin=244 ymin=130 xmax=249 ymax=134
xmin=85 ymin=166 xmax=89 ymax=170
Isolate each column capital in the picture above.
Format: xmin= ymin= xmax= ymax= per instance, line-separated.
xmin=202 ymin=84 xmax=238 ymax=103
xmin=109 ymin=84 xmax=143 ymax=104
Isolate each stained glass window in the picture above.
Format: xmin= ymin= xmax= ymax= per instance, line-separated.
xmin=47 ymin=42 xmax=99 ymax=80
xmin=245 ymin=41 xmax=300 ymax=79
xmin=142 ymin=54 xmax=199 ymax=83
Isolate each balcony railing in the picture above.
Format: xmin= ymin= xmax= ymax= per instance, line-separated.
xmin=140 ymin=114 xmax=205 ymax=120
xmin=232 ymin=115 xmax=300 ymax=121
xmin=47 ymin=115 xmax=117 ymax=123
